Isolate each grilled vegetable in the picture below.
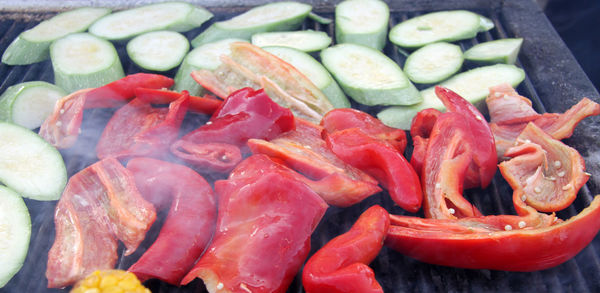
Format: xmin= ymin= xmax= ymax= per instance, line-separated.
xmin=403 ymin=42 xmax=464 ymax=84
xmin=263 ymin=46 xmax=350 ymax=108
xmin=252 ymin=30 xmax=331 ymax=52
xmin=1 ymin=7 xmax=110 ymax=65
xmin=321 ymin=43 xmax=421 ymax=106
xmin=71 ymin=270 xmax=150 ymax=293
xmin=50 ymin=33 xmax=124 ymax=93
xmin=89 ymin=2 xmax=212 ymax=41
xmin=378 ymin=64 xmax=525 ymax=129
xmin=0 ymin=186 xmax=30 ymax=288
xmin=0 ymin=122 xmax=66 ymax=201
xmin=389 ymin=10 xmax=494 ymax=48
xmin=302 ymin=205 xmax=389 ymax=293
xmin=191 ymin=2 xmax=312 ymax=46
xmin=174 ymin=38 xmax=247 ymax=95
xmin=464 ymin=38 xmax=523 ymax=64
xmin=0 ymin=81 xmax=66 ymax=129
xmin=335 ymin=0 xmax=390 ymax=50
xmin=126 ymin=30 xmax=189 ymax=71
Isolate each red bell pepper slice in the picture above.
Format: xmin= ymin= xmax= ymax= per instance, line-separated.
xmin=125 ymin=158 xmax=217 ymax=285
xmin=96 ymin=92 xmax=189 ymax=160
xmin=39 ymin=74 xmax=174 ymax=148
xmin=499 ymin=123 xmax=589 ymax=213
xmin=46 ymin=158 xmax=156 ymax=288
xmin=421 ymin=111 xmax=483 ymax=219
xmin=486 ymin=83 xmax=600 ymax=158
xmin=134 ymin=87 xmax=222 ymax=115
xmin=248 ymin=118 xmax=381 ymax=207
xmin=409 ymin=108 xmax=441 ymax=176
xmin=325 ymin=128 xmax=422 ymax=213
xmin=173 ymin=87 xmax=295 ymax=154
xmin=385 ymin=194 xmax=600 ymax=272
xmin=434 ymin=86 xmax=497 ymax=188
xmin=321 ymin=108 xmax=408 ymax=153
xmin=302 ymin=205 xmax=389 ymax=293
xmin=181 ymin=160 xmax=328 ymax=292
xmin=170 ymin=141 xmax=242 ymax=173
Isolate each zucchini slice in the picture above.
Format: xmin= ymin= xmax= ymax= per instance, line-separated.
xmin=191 ymin=2 xmax=312 ymax=47
xmin=335 ymin=0 xmax=390 ymax=50
xmin=0 ymin=186 xmax=31 ymax=288
xmin=251 ymin=30 xmax=331 ymax=53
xmin=1 ymin=7 xmax=111 ymax=65
xmin=0 ymin=122 xmax=67 ymax=200
xmin=389 ymin=10 xmax=494 ymax=49
xmin=404 ymin=42 xmax=464 ymax=84
xmin=89 ymin=2 xmax=213 ymax=41
xmin=464 ymin=38 xmax=524 ymax=64
xmin=127 ymin=30 xmax=190 ymax=72
xmin=321 ymin=43 xmax=421 ymax=106
xmin=174 ymin=38 xmax=248 ymax=95
xmin=377 ymin=64 xmax=525 ymax=129
xmin=0 ymin=81 xmax=66 ymax=129
xmin=50 ymin=33 xmax=124 ymax=93
xmin=263 ymin=46 xmax=350 ymax=108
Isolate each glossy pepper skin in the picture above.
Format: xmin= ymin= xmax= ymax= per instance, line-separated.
xmin=126 ymin=158 xmax=217 ymax=285
xmin=181 ymin=156 xmax=328 ymax=292
xmin=324 ymin=128 xmax=422 ymax=213
xmin=96 ymin=92 xmax=189 ymax=160
xmin=302 ymin=205 xmax=389 ymax=293
xmin=134 ymin=87 xmax=222 ymax=115
xmin=39 ymin=73 xmax=174 ymax=148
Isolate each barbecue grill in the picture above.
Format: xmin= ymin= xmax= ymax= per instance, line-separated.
xmin=1 ymin=0 xmax=600 ymax=292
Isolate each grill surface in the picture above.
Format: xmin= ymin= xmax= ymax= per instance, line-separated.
xmin=1 ymin=0 xmax=600 ymax=292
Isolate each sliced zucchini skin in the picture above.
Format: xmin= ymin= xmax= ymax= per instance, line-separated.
xmin=464 ymin=38 xmax=524 ymax=64
xmin=126 ymin=31 xmax=190 ymax=72
xmin=377 ymin=64 xmax=525 ymax=130
xmin=403 ymin=42 xmax=464 ymax=84
xmin=335 ymin=0 xmax=390 ymax=51
xmin=0 ymin=81 xmax=66 ymax=129
xmin=50 ymin=33 xmax=125 ymax=93
xmin=1 ymin=7 xmax=111 ymax=65
xmin=263 ymin=46 xmax=350 ymax=108
xmin=251 ymin=30 xmax=332 ymax=53
xmin=89 ymin=2 xmax=213 ymax=41
xmin=0 ymin=122 xmax=67 ymax=201
xmin=190 ymin=2 xmax=312 ymax=47
xmin=321 ymin=43 xmax=421 ymax=106
xmin=0 ymin=185 xmax=31 ymax=288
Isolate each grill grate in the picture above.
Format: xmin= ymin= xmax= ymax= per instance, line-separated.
xmin=1 ymin=1 xmax=600 ymax=292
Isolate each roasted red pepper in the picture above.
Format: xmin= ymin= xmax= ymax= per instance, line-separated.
xmin=181 ymin=156 xmax=328 ymax=292
xmin=126 ymin=158 xmax=217 ymax=285
xmin=409 ymin=108 xmax=441 ymax=175
xmin=134 ymin=87 xmax=222 ymax=115
xmin=39 ymin=73 xmax=174 ymax=148
xmin=302 ymin=205 xmax=389 ymax=293
xmin=96 ymin=92 xmax=189 ymax=160
xmin=324 ymin=128 xmax=422 ymax=212
xmin=170 ymin=141 xmax=242 ymax=173
xmin=46 ymin=158 xmax=156 ymax=288
xmin=321 ymin=108 xmax=407 ymax=153
xmin=248 ymin=118 xmax=381 ymax=207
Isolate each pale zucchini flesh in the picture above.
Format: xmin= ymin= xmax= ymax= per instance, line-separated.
xmin=464 ymin=38 xmax=524 ymax=64
xmin=1 ymin=7 xmax=111 ymax=65
xmin=335 ymin=0 xmax=390 ymax=50
xmin=0 ymin=81 xmax=66 ymax=130
xmin=321 ymin=43 xmax=421 ymax=106
xmin=404 ymin=42 xmax=464 ymax=84
xmin=89 ymin=2 xmax=213 ymax=41
xmin=0 ymin=186 xmax=31 ymax=288
xmin=0 ymin=122 xmax=67 ymax=201
xmin=127 ymin=30 xmax=190 ymax=71
xmin=263 ymin=46 xmax=350 ymax=108
xmin=173 ymin=38 xmax=248 ymax=95
xmin=251 ymin=30 xmax=331 ymax=52
xmin=50 ymin=33 xmax=124 ymax=93
xmin=191 ymin=2 xmax=312 ymax=47
xmin=389 ymin=10 xmax=494 ymax=49
xmin=377 ymin=64 xmax=525 ymax=129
